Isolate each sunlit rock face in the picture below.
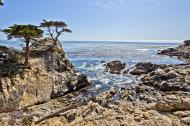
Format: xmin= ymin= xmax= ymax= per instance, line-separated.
xmin=0 ymin=42 xmax=91 ymax=113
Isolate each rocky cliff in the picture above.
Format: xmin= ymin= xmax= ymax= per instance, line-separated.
xmin=32 ymin=62 xmax=190 ymax=126
xmin=1 ymin=41 xmax=190 ymax=126
xmin=0 ymin=43 xmax=91 ymax=114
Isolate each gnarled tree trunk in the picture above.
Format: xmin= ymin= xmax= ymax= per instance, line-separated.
xmin=54 ymin=40 xmax=63 ymax=50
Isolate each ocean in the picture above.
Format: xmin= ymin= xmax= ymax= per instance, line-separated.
xmin=0 ymin=40 xmax=185 ymax=95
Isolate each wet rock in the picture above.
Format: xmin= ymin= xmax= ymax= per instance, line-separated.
xmin=158 ymin=48 xmax=178 ymax=56
xmin=52 ymin=74 xmax=91 ymax=98
xmin=130 ymin=62 xmax=158 ymax=75
xmin=74 ymin=74 xmax=91 ymax=91
xmin=105 ymin=60 xmax=128 ymax=74
xmin=160 ymin=82 xmax=181 ymax=91
xmin=140 ymin=64 xmax=190 ymax=92
xmin=158 ymin=40 xmax=190 ymax=60
xmin=101 ymin=61 xmax=106 ymax=63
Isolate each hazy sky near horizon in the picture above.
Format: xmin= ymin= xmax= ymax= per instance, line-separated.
xmin=0 ymin=0 xmax=190 ymax=41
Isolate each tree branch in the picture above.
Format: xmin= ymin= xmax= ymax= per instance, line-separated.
xmin=35 ymin=104 xmax=77 ymax=125
xmin=47 ymin=27 xmax=56 ymax=44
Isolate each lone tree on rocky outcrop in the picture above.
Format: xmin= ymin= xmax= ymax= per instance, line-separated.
xmin=40 ymin=19 xmax=72 ymax=49
xmin=1 ymin=24 xmax=43 ymax=66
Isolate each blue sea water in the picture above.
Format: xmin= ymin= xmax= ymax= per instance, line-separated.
xmin=62 ymin=41 xmax=185 ymax=94
xmin=0 ymin=40 xmax=185 ymax=95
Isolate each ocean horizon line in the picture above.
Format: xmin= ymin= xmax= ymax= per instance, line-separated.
xmin=0 ymin=39 xmax=183 ymax=44
xmin=62 ymin=40 xmax=183 ymax=43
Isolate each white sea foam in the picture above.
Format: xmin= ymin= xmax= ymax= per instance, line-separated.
xmin=135 ymin=49 xmax=149 ymax=51
xmin=95 ymin=84 xmax=101 ymax=88
xmin=64 ymin=41 xmax=185 ymax=95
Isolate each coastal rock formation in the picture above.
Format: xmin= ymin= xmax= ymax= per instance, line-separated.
xmin=158 ymin=40 xmax=190 ymax=60
xmin=0 ymin=45 xmax=22 ymax=66
xmin=1 ymin=62 xmax=190 ymax=125
xmin=25 ymin=42 xmax=190 ymax=125
xmin=26 ymin=83 xmax=190 ymax=126
xmin=0 ymin=43 xmax=91 ymax=113
xmin=141 ymin=64 xmax=190 ymax=92
xmin=105 ymin=60 xmax=128 ymax=74
xmin=155 ymin=95 xmax=190 ymax=112
xmin=1 ymin=42 xmax=190 ymax=126
xmin=130 ymin=62 xmax=158 ymax=75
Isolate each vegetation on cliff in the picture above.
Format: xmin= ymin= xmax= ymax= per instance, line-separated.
xmin=1 ymin=24 xmax=43 ymax=66
xmin=40 ymin=19 xmax=72 ymax=49
xmin=0 ymin=1 xmax=190 ymax=125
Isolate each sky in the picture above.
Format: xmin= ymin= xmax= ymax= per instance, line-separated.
xmin=0 ymin=0 xmax=190 ymax=41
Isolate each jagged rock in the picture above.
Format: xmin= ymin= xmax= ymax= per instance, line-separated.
xmin=158 ymin=48 xmax=178 ymax=56
xmin=139 ymin=64 xmax=190 ymax=92
xmin=0 ymin=45 xmax=19 ymax=64
xmin=130 ymin=62 xmax=158 ymax=75
xmin=1 ymin=41 xmax=190 ymax=126
xmin=0 ymin=44 xmax=91 ymax=113
xmin=155 ymin=95 xmax=190 ymax=112
xmin=181 ymin=117 xmax=190 ymax=125
xmin=105 ymin=60 xmax=128 ymax=74
xmin=158 ymin=40 xmax=190 ymax=60
xmin=159 ymin=82 xmax=181 ymax=91
xmin=0 ymin=63 xmax=25 ymax=77
xmin=74 ymin=74 xmax=91 ymax=91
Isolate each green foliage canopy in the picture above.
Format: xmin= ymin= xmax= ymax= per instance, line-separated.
xmin=2 ymin=24 xmax=43 ymax=41
xmin=40 ymin=20 xmax=72 ymax=47
xmin=0 ymin=0 xmax=4 ymax=6
xmin=1 ymin=24 xmax=43 ymax=66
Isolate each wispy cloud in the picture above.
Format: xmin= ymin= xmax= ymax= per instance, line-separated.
xmin=88 ymin=0 xmax=160 ymax=9
xmin=93 ymin=0 xmax=125 ymax=9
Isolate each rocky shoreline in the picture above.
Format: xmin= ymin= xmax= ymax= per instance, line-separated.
xmin=30 ymin=63 xmax=190 ymax=126
xmin=0 ymin=41 xmax=190 ymax=126
xmin=0 ymin=41 xmax=91 ymax=124
xmin=158 ymin=40 xmax=190 ymax=61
